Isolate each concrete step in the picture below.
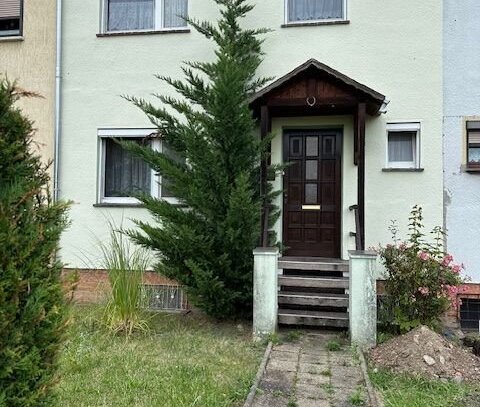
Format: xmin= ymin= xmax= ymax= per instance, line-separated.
xmin=278 ymin=257 xmax=349 ymax=272
xmin=278 ymin=292 xmax=349 ymax=307
xmin=278 ymin=276 xmax=349 ymax=289
xmin=278 ymin=309 xmax=349 ymax=328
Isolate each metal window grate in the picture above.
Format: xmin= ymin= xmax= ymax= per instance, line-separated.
xmin=460 ymin=298 xmax=480 ymax=331
xmin=142 ymin=284 xmax=188 ymax=312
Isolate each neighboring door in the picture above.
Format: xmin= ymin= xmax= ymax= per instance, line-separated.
xmin=283 ymin=129 xmax=342 ymax=258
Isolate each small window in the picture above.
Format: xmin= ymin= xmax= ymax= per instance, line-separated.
xmin=286 ymin=0 xmax=346 ymax=24
xmin=0 ymin=0 xmax=22 ymax=37
xmin=98 ymin=129 xmax=179 ymax=205
xmin=105 ymin=0 xmax=188 ymax=32
xmin=467 ymin=121 xmax=480 ymax=169
xmin=460 ymin=298 xmax=480 ymax=331
xmin=386 ymin=123 xmax=420 ymax=169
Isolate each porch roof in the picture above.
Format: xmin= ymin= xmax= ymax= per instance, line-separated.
xmin=250 ymin=59 xmax=387 ymax=117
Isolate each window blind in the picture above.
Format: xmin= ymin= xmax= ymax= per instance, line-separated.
xmin=0 ymin=0 xmax=21 ymax=19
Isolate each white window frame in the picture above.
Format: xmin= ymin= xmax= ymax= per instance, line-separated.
xmin=100 ymin=0 xmax=188 ymax=34
xmin=284 ymin=0 xmax=347 ymax=25
xmin=98 ymin=128 xmax=179 ymax=205
xmin=385 ymin=122 xmax=421 ymax=169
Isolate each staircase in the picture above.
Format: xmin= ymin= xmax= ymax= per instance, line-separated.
xmin=277 ymin=257 xmax=349 ymax=328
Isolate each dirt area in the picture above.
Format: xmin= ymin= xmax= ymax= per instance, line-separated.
xmin=370 ymin=325 xmax=480 ymax=383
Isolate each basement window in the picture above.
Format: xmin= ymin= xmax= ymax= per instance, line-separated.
xmin=97 ymin=128 xmax=179 ymax=205
xmin=0 ymin=0 xmax=22 ymax=37
xmin=460 ymin=298 xmax=480 ymax=331
xmin=142 ymin=284 xmax=188 ymax=311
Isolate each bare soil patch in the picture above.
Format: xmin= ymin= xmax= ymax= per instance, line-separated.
xmin=370 ymin=325 xmax=480 ymax=383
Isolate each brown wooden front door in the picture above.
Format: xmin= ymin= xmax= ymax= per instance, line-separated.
xmin=283 ymin=130 xmax=342 ymax=258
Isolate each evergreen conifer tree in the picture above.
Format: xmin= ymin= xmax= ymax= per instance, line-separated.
xmin=124 ymin=0 xmax=278 ymax=318
xmin=0 ymin=80 xmax=70 ymax=405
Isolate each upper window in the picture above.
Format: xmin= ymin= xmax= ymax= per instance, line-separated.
xmin=386 ymin=123 xmax=421 ymax=169
xmin=467 ymin=121 xmax=480 ymax=169
xmin=286 ymin=0 xmax=346 ymax=24
xmin=105 ymin=0 xmax=188 ymax=32
xmin=0 ymin=0 xmax=22 ymax=37
xmin=98 ymin=129 xmax=179 ymax=205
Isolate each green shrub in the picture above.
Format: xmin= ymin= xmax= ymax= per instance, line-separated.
xmin=99 ymin=226 xmax=151 ymax=336
xmin=379 ymin=206 xmax=465 ymax=333
xmin=0 ymin=80 xmax=70 ymax=405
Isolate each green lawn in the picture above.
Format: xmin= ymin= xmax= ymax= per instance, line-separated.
xmin=56 ymin=307 xmax=263 ymax=407
xmin=370 ymin=369 xmax=478 ymax=407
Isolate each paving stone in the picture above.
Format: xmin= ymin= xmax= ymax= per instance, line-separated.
xmin=296 ymin=383 xmax=330 ymax=400
xmin=274 ymin=343 xmax=301 ymax=353
xmin=298 ymin=362 xmax=330 ymax=375
xmin=251 ymin=391 xmax=290 ymax=407
xmin=300 ymin=353 xmax=329 ymax=365
xmin=296 ymin=397 xmax=331 ymax=407
xmin=297 ymin=372 xmax=330 ymax=386
xmin=258 ymin=370 xmax=295 ymax=395
xmin=267 ymin=358 xmax=298 ymax=372
xmin=270 ymin=349 xmax=299 ymax=361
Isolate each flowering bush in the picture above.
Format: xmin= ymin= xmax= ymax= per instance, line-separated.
xmin=378 ymin=206 xmax=465 ymax=333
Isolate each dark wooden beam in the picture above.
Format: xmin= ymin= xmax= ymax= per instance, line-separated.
xmin=266 ymin=97 xmax=358 ymax=107
xmin=357 ymin=102 xmax=366 ymax=250
xmin=260 ymin=105 xmax=270 ymax=247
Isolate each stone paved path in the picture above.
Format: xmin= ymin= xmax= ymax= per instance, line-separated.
xmin=252 ymin=332 xmax=371 ymax=407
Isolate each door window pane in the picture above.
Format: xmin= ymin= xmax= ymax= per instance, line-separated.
xmin=305 ymin=184 xmax=317 ymax=204
xmin=305 ymin=160 xmax=318 ymax=180
xmin=306 ymin=136 xmax=318 ymax=156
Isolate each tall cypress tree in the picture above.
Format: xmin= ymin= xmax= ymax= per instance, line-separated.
xmin=0 ymin=80 xmax=70 ymax=405
xmin=124 ymin=0 xmax=278 ymax=319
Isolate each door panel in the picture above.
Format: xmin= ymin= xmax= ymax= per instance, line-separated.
xmin=283 ymin=130 xmax=342 ymax=258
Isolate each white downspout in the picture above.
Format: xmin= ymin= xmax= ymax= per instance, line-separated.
xmin=53 ymin=0 xmax=62 ymax=201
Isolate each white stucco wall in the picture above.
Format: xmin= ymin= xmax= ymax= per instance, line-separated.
xmin=444 ymin=1 xmax=480 ymax=282
xmin=60 ymin=0 xmax=443 ymax=268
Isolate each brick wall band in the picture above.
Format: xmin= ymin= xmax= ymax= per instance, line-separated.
xmin=62 ymin=269 xmax=178 ymax=304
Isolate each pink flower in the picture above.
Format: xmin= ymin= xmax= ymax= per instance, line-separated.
xmin=417 ymin=251 xmax=430 ymax=261
xmin=451 ymin=264 xmax=461 ymax=274
xmin=418 ymin=287 xmax=430 ymax=296
xmin=442 ymin=254 xmax=454 ymax=266
xmin=399 ymin=243 xmax=407 ymax=250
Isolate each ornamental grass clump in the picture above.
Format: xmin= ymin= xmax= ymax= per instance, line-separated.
xmin=100 ymin=226 xmax=150 ymax=337
xmin=379 ymin=206 xmax=465 ymax=333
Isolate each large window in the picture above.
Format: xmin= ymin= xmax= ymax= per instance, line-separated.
xmin=98 ymin=129 xmax=179 ymax=205
xmin=467 ymin=121 xmax=480 ymax=169
xmin=0 ymin=0 xmax=22 ymax=37
xmin=286 ymin=0 xmax=346 ymax=24
xmin=386 ymin=123 xmax=421 ymax=169
xmin=105 ymin=0 xmax=188 ymax=32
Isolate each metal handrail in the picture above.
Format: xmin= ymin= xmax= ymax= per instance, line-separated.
xmin=349 ymin=204 xmax=362 ymax=250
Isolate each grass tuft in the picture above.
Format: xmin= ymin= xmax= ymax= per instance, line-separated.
xmin=326 ymin=339 xmax=341 ymax=351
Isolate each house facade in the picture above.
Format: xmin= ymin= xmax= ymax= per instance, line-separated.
xmin=444 ymin=1 xmax=480 ymax=283
xmin=444 ymin=1 xmax=480 ymax=328
xmin=0 ymin=0 xmax=57 ymax=168
xmin=59 ymin=0 xmax=443 ymax=273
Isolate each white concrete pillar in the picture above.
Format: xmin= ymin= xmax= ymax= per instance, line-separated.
xmin=253 ymin=247 xmax=279 ymax=340
xmin=349 ymin=250 xmax=377 ymax=349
